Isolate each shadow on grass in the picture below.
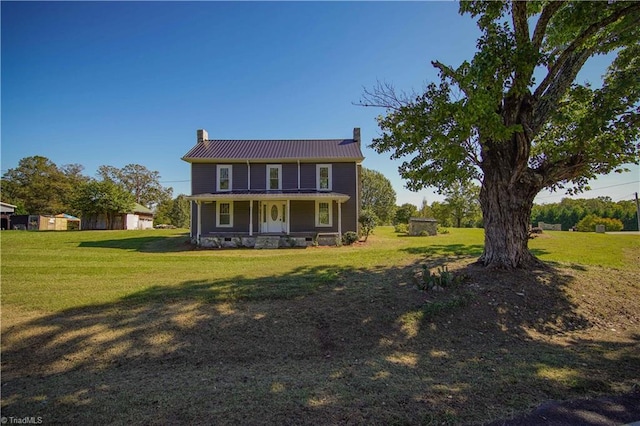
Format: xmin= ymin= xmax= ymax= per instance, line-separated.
xmin=2 ymin=261 xmax=638 ymax=425
xmin=405 ymin=244 xmax=552 ymax=264
xmin=78 ymin=233 xmax=193 ymax=253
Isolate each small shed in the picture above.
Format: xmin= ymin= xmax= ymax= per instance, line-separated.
xmin=1 ymin=202 xmax=17 ymax=230
xmin=408 ymin=217 xmax=438 ymax=236
xmin=11 ymin=214 xmax=80 ymax=231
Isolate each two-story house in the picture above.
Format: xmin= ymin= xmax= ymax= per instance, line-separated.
xmin=182 ymin=128 xmax=364 ymax=248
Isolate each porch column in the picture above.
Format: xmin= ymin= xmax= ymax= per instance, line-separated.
xmin=197 ymin=201 xmax=202 ymax=244
xmin=249 ymin=200 xmax=254 ymax=236
xmin=286 ymin=199 xmax=291 ymax=234
xmin=337 ymin=200 xmax=342 ymax=236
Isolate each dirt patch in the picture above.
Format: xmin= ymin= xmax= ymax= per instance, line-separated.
xmin=486 ymin=389 xmax=640 ymax=425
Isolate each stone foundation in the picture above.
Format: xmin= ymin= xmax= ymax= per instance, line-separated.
xmin=193 ymin=235 xmax=322 ymax=248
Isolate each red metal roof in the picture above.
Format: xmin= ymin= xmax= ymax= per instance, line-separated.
xmin=182 ymin=139 xmax=364 ymax=162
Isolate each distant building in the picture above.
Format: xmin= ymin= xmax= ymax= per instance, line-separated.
xmin=81 ymin=203 xmax=154 ymax=230
xmin=1 ymin=202 xmax=17 ymax=230
xmin=10 ymin=213 xmax=81 ymax=231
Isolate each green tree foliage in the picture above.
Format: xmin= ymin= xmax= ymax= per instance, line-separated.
xmin=71 ymin=180 xmax=135 ymax=230
xmin=394 ymin=203 xmax=418 ymax=224
xmin=1 ymin=156 xmax=88 ymax=215
xmin=531 ymin=197 xmax=638 ymax=231
xmin=575 ymin=214 xmax=624 ymax=232
xmin=430 ymin=201 xmax=452 ymax=227
xmin=361 ymin=168 xmax=397 ymax=225
xmin=443 ymin=180 xmax=481 ymax=227
xmin=362 ymin=1 xmax=640 ymax=268
xmin=155 ymin=195 xmax=191 ymax=228
xmin=358 ymin=209 xmax=378 ymax=242
xmin=417 ymin=197 xmax=433 ymax=219
xmin=98 ymin=164 xmax=172 ymax=208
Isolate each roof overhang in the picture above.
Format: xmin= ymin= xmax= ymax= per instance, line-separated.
xmin=182 ymin=157 xmax=364 ymax=164
xmin=186 ymin=191 xmax=350 ymax=203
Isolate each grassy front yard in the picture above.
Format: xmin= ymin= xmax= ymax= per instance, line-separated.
xmin=1 ymin=227 xmax=639 ymax=424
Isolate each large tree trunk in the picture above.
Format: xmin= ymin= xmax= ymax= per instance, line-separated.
xmin=478 ymin=136 xmax=543 ymax=269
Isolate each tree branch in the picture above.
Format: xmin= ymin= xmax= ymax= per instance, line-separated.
xmin=512 ymin=1 xmax=529 ymax=47
xmin=432 ymin=60 xmax=469 ymax=98
xmin=355 ymin=81 xmax=412 ymax=111
xmin=534 ymin=3 xmax=640 ymax=101
xmin=532 ymin=47 xmax=594 ymax=133
xmin=531 ymin=1 xmax=565 ymax=51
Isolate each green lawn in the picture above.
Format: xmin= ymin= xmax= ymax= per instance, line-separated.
xmin=1 ymin=227 xmax=638 ymax=425
xmin=2 ymin=227 xmax=637 ymax=312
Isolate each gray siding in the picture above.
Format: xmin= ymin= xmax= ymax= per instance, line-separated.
xmin=233 ymin=164 xmax=248 ymax=191
xmin=191 ymin=163 xmax=216 ymax=194
xmin=201 ymin=202 xmax=216 ymax=232
xmin=290 ymin=201 xmax=315 ymax=232
xmin=299 ymin=163 xmax=315 ymax=190
xmin=331 ymin=163 xmax=359 ymax=233
xmin=250 ymin=164 xmax=266 ymax=190
xmin=233 ymin=201 xmax=250 ymax=231
xmin=283 ymin=163 xmax=298 ymax=190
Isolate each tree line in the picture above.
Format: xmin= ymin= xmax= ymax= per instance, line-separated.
xmin=3 ymin=156 xmax=636 ymax=232
xmin=531 ymin=197 xmax=638 ymax=231
xmin=1 ymin=156 xmax=189 ymax=228
xmin=361 ymin=166 xmax=638 ymax=231
xmin=361 ymin=167 xmax=483 ymax=228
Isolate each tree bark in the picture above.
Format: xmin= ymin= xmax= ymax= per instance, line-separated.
xmin=478 ymin=139 xmax=543 ymax=269
xmin=479 ymin=179 xmax=540 ymax=269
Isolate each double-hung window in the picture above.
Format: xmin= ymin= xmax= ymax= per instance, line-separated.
xmin=315 ymin=200 xmax=332 ymax=227
xmin=267 ymin=165 xmax=282 ymax=190
xmin=316 ymin=164 xmax=332 ymax=191
xmin=217 ymin=165 xmax=232 ymax=192
xmin=216 ymin=202 xmax=233 ymax=227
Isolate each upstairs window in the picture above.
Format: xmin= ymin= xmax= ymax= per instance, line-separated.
xmin=317 ymin=164 xmax=332 ymax=191
xmin=217 ymin=165 xmax=232 ymax=192
xmin=267 ymin=165 xmax=282 ymax=190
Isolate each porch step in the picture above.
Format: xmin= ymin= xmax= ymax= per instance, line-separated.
xmin=254 ymin=236 xmax=280 ymax=249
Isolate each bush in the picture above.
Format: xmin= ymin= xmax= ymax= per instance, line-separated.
xmin=394 ymin=223 xmax=408 ymax=234
xmin=437 ymin=226 xmax=450 ymax=234
xmin=575 ymin=214 xmax=624 ymax=232
xmin=342 ymin=231 xmax=359 ymax=245
xmin=358 ymin=209 xmax=378 ymax=242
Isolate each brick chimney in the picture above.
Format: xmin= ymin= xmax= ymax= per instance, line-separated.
xmin=353 ymin=127 xmax=361 ymax=146
xmin=197 ymin=129 xmax=208 ymax=143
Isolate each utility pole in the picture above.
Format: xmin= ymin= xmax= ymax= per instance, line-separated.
xmin=636 ymin=192 xmax=640 ymax=232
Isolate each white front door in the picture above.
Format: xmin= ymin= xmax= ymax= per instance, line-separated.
xmin=263 ymin=202 xmax=286 ymax=233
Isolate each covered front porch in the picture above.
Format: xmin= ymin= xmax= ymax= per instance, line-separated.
xmin=186 ymin=191 xmax=351 ymax=248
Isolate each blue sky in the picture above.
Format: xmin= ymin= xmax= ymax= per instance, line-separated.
xmin=2 ymin=1 xmax=638 ymax=206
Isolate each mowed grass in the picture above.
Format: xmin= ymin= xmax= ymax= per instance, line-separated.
xmin=3 ymin=227 xmax=635 ymax=311
xmin=1 ymin=227 xmax=639 ymax=425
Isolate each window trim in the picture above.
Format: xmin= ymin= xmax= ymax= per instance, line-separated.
xmin=217 ymin=165 xmax=232 ymax=192
xmin=315 ymin=200 xmax=332 ymax=227
xmin=316 ymin=164 xmax=332 ymax=191
xmin=266 ymin=164 xmax=282 ymax=191
xmin=216 ymin=201 xmax=233 ymax=228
